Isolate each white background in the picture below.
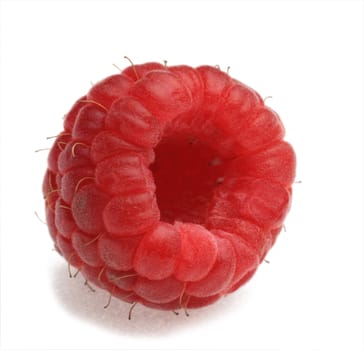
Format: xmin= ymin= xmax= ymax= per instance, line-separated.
xmin=0 ymin=0 xmax=363 ymax=349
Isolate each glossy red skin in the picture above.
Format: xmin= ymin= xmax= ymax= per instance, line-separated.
xmin=43 ymin=62 xmax=296 ymax=312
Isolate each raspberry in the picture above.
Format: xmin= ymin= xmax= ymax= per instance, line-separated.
xmin=43 ymin=61 xmax=296 ymax=314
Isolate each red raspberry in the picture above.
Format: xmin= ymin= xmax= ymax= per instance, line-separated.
xmin=43 ymin=61 xmax=296 ymax=314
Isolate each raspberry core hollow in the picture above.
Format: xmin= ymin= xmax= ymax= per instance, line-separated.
xmin=43 ymin=61 xmax=296 ymax=313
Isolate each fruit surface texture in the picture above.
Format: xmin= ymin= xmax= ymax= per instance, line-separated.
xmin=43 ymin=61 xmax=296 ymax=312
